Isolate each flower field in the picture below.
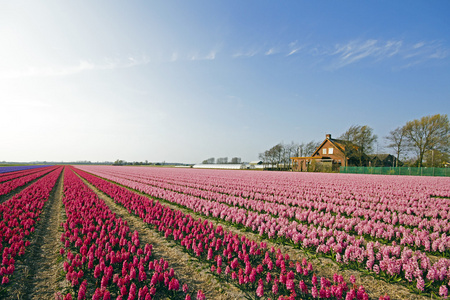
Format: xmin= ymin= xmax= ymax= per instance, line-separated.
xmin=76 ymin=165 xmax=450 ymax=299
xmin=0 ymin=164 xmax=449 ymax=299
xmin=0 ymin=165 xmax=54 ymax=174
xmin=0 ymin=166 xmax=63 ymax=288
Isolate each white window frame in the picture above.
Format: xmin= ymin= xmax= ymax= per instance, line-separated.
xmin=322 ymin=148 xmax=327 ymax=155
xmin=328 ymin=148 xmax=334 ymax=154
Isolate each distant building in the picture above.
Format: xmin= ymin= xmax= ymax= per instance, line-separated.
xmin=368 ymin=154 xmax=397 ymax=167
xmin=246 ymin=160 xmax=263 ymax=169
xmin=291 ymin=134 xmax=398 ymax=171
xmin=290 ymin=134 xmax=358 ymax=172
xmin=192 ymin=164 xmax=246 ymax=170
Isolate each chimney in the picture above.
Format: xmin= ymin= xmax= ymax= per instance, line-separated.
xmin=326 ymin=134 xmax=331 ymax=139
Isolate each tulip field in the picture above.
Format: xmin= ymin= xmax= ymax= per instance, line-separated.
xmin=0 ymin=165 xmax=449 ymax=299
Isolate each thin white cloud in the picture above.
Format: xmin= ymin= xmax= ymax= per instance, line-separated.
xmin=205 ymin=50 xmax=216 ymax=60
xmin=228 ymin=38 xmax=448 ymax=70
xmin=399 ymin=40 xmax=448 ymax=67
xmin=429 ymin=48 xmax=449 ymax=59
xmin=0 ymin=56 xmax=150 ymax=79
xmin=170 ymin=52 xmax=178 ymax=62
xmin=287 ymin=47 xmax=302 ymax=56
xmin=286 ymin=41 xmax=304 ymax=56
xmin=265 ymin=48 xmax=277 ymax=55
xmin=328 ymin=39 xmax=448 ymax=69
xmin=233 ymin=49 xmax=259 ymax=58
xmin=190 ymin=50 xmax=217 ymax=61
xmin=413 ymin=42 xmax=425 ymax=49
xmin=333 ymin=39 xmax=380 ymax=66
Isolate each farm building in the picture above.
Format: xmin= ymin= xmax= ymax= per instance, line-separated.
xmin=248 ymin=160 xmax=265 ymax=169
xmin=291 ymin=134 xmax=356 ymax=172
xmin=192 ymin=164 xmax=246 ymax=170
xmin=291 ymin=134 xmax=397 ymax=171
xmin=368 ymin=153 xmax=397 ymax=167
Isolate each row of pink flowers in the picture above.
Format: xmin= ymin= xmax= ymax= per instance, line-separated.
xmin=0 ymin=165 xmax=59 ymax=196
xmin=75 ymin=167 xmax=377 ymax=300
xmin=59 ymin=167 xmax=192 ymax=300
xmin=93 ymin=168 xmax=450 ymax=253
xmin=91 ymin=166 xmax=450 ymax=219
xmin=76 ymin=166 xmax=450 ymax=297
xmin=0 ymin=166 xmax=63 ymax=290
xmin=101 ymin=167 xmax=450 ymax=232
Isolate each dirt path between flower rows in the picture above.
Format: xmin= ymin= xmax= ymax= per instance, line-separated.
xmin=88 ymin=175 xmax=431 ymax=300
xmin=6 ymin=169 xmax=67 ymax=300
xmin=76 ymin=173 xmax=248 ymax=300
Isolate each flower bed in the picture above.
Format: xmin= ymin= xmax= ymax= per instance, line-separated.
xmin=59 ymin=167 xmax=191 ymax=300
xmin=0 ymin=166 xmax=59 ymax=195
xmin=0 ymin=166 xmax=63 ymax=294
xmin=75 ymin=167 xmax=375 ymax=300
xmin=77 ymin=166 xmax=450 ymax=297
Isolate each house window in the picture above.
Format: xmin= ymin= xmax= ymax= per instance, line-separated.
xmin=322 ymin=148 xmax=327 ymax=155
xmin=329 ymin=148 xmax=334 ymax=154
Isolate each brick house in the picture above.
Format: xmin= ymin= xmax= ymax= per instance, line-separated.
xmin=291 ymin=134 xmax=358 ymax=172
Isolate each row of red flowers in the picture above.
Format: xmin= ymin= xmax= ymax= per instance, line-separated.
xmin=0 ymin=165 xmax=59 ymax=196
xmin=74 ymin=167 xmax=379 ymax=300
xmin=0 ymin=166 xmax=63 ymax=293
xmin=58 ymin=167 xmax=194 ymax=300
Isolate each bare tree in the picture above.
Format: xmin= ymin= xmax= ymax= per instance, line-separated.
xmin=258 ymin=152 xmax=268 ymax=168
xmin=404 ymin=114 xmax=450 ymax=167
xmin=305 ymin=140 xmax=320 ymax=157
xmin=283 ymin=141 xmax=299 ymax=170
xmin=231 ymin=157 xmax=241 ymax=164
xmin=385 ymin=126 xmax=407 ymax=167
xmin=216 ymin=157 xmax=228 ymax=164
xmin=340 ymin=125 xmax=377 ymax=166
xmin=202 ymin=157 xmax=215 ymax=164
xmin=423 ymin=149 xmax=449 ymax=167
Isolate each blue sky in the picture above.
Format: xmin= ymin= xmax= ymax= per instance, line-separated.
xmin=1 ymin=1 xmax=449 ymax=163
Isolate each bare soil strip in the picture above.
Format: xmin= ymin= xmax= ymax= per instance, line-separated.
xmin=92 ymin=175 xmax=431 ymax=300
xmin=6 ymin=169 xmax=66 ymax=300
xmin=76 ymin=173 xmax=248 ymax=300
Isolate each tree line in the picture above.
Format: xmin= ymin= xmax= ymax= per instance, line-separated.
xmin=260 ymin=114 xmax=449 ymax=169
xmin=201 ymin=157 xmax=242 ymax=164
xmin=386 ymin=114 xmax=449 ymax=167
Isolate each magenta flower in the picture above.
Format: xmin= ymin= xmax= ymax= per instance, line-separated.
xmin=272 ymin=282 xmax=278 ymax=295
xmin=256 ymin=279 xmax=264 ymax=297
xmin=416 ymin=276 xmax=425 ymax=292
xmin=311 ymin=285 xmax=318 ymax=298
xmin=440 ymin=285 xmax=448 ymax=299
xmin=197 ymin=290 xmax=206 ymax=300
